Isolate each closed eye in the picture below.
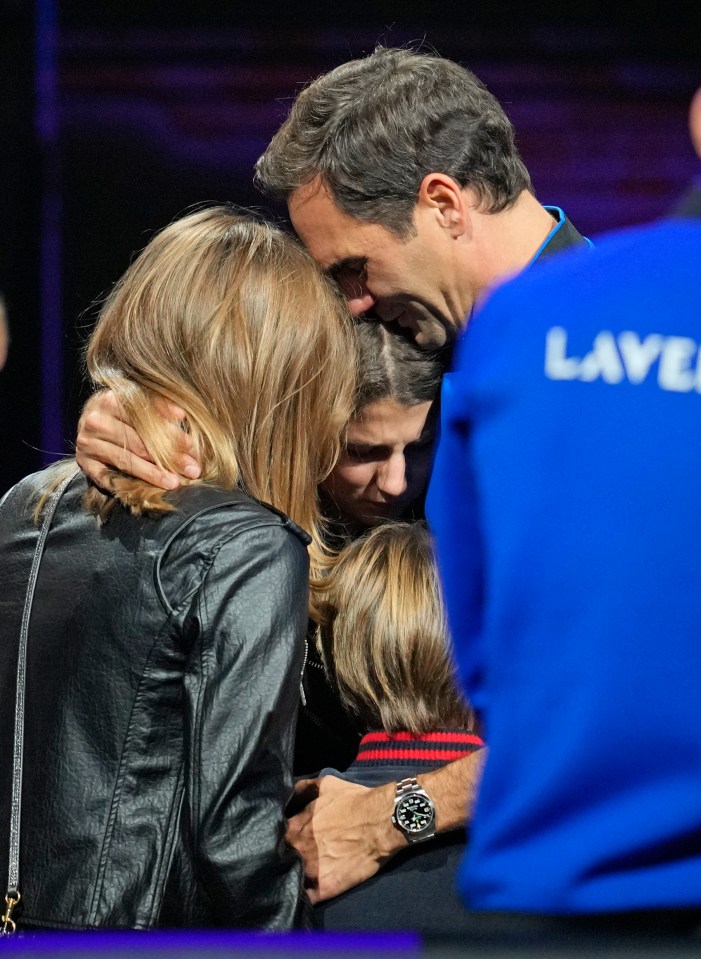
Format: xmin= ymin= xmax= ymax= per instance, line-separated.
xmin=330 ymin=258 xmax=368 ymax=294
xmin=344 ymin=444 xmax=388 ymax=462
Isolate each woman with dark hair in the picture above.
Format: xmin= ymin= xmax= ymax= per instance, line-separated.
xmin=0 ymin=207 xmax=355 ymax=932
xmin=320 ymin=320 xmax=444 ymax=537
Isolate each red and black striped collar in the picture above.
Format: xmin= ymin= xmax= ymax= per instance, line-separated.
xmin=353 ymin=729 xmax=484 ymax=767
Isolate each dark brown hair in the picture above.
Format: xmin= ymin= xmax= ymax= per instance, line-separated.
xmin=256 ymin=46 xmax=532 ymax=237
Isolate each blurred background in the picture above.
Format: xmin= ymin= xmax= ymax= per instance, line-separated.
xmin=1 ymin=0 xmax=699 ymax=494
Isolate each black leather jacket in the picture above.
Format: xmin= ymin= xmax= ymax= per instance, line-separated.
xmin=0 ymin=468 xmax=309 ymax=930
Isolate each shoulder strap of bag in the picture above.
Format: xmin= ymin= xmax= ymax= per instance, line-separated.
xmin=1 ymin=468 xmax=78 ymax=935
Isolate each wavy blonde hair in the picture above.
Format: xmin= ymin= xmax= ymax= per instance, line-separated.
xmin=317 ymin=522 xmax=474 ymax=734
xmin=66 ymin=206 xmax=355 ymax=577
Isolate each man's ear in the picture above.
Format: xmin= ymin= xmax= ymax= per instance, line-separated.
xmin=690 ymin=87 xmax=701 ymax=160
xmin=417 ymin=173 xmax=471 ymax=238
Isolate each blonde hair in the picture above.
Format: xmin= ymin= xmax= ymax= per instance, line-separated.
xmin=317 ymin=522 xmax=473 ymax=734
xmin=68 ymin=206 xmax=355 ymax=576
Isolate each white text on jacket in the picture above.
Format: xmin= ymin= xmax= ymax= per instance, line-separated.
xmin=545 ymin=327 xmax=701 ymax=392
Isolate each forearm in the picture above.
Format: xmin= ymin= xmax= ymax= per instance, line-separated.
xmin=418 ymin=749 xmax=486 ymax=832
xmin=378 ymin=749 xmax=486 ymax=856
xmin=287 ymin=749 xmax=487 ymax=902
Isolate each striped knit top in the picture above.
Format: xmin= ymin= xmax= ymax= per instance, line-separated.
xmin=351 ymin=729 xmax=484 ymax=769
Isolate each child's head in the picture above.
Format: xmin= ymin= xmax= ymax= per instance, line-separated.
xmin=321 ymin=321 xmax=446 ymax=528
xmin=317 ymin=522 xmax=473 ymax=735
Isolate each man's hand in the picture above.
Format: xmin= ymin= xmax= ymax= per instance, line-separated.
xmin=286 ymin=751 xmax=486 ymax=903
xmin=286 ymin=776 xmax=405 ymax=904
xmin=75 ymin=390 xmax=201 ymax=490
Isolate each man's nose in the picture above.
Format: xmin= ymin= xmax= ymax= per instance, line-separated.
xmin=376 ymin=454 xmax=407 ymax=497
xmin=347 ymin=290 xmax=377 ymax=316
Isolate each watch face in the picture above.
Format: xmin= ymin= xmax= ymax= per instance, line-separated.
xmin=396 ymin=793 xmax=434 ymax=833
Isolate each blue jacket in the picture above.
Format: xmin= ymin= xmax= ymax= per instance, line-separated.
xmin=428 ymin=218 xmax=701 ymax=914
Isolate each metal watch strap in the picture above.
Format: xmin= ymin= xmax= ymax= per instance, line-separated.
xmin=2 ymin=469 xmax=77 ymax=936
xmin=393 ymin=776 xmax=436 ymax=843
xmin=396 ymin=776 xmax=421 ymax=796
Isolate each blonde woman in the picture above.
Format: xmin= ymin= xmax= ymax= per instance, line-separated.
xmin=72 ymin=316 xmax=449 ymax=777
xmin=313 ymin=523 xmax=484 ymax=935
xmin=0 ymin=207 xmax=355 ymax=932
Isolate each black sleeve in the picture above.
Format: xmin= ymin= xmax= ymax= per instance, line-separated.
xmin=183 ymin=520 xmax=309 ymax=929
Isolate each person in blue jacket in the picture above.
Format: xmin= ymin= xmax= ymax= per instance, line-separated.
xmin=429 ymin=88 xmax=701 ymax=934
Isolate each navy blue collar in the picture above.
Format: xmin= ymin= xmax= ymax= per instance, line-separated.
xmin=530 ymin=206 xmax=592 ymax=264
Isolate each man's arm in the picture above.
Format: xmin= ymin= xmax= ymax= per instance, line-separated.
xmin=419 ymin=749 xmax=486 ymax=830
xmin=75 ymin=389 xmax=201 ymax=490
xmin=286 ymin=749 xmax=486 ymax=903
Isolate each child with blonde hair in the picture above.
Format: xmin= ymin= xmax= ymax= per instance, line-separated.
xmin=313 ymin=522 xmax=484 ymax=934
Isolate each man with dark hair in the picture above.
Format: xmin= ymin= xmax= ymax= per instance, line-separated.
xmin=255 ymin=46 xmax=590 ymax=906
xmin=256 ymin=46 xmax=589 ymax=349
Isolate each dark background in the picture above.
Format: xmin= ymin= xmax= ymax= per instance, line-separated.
xmin=1 ymin=0 xmax=699 ymax=494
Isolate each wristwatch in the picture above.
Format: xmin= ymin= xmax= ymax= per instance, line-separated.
xmin=391 ymin=776 xmax=436 ymax=843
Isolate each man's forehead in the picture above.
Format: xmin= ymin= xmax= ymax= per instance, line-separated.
xmin=287 ymin=177 xmax=334 ymax=234
xmin=288 ymin=178 xmax=372 ymax=270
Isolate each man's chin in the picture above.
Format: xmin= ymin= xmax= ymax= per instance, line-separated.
xmin=396 ymin=315 xmax=452 ymax=350
xmin=371 ymin=310 xmax=452 ymax=350
xmin=413 ymin=321 xmax=452 ymax=349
